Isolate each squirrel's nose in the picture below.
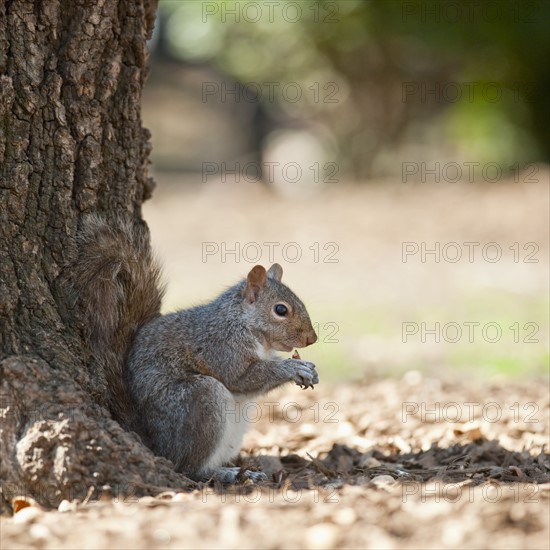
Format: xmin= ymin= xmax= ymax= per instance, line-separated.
xmin=306 ymin=331 xmax=318 ymax=346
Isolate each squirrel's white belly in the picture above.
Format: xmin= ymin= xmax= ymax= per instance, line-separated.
xmin=203 ymin=393 xmax=252 ymax=471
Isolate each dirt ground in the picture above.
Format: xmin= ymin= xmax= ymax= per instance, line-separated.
xmin=1 ymin=376 xmax=549 ymax=549
xmin=2 ymin=177 xmax=549 ymax=549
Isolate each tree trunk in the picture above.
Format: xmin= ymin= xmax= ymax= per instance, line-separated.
xmin=0 ymin=0 xmax=194 ymax=512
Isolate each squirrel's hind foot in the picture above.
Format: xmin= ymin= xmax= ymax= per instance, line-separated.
xmin=213 ymin=466 xmax=267 ymax=484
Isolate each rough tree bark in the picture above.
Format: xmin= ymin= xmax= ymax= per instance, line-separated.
xmin=0 ymin=0 xmax=194 ymax=512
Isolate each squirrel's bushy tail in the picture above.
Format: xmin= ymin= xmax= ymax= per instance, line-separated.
xmin=74 ymin=214 xmax=164 ymax=428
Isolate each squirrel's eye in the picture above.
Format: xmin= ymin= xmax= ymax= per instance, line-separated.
xmin=274 ymin=304 xmax=288 ymax=317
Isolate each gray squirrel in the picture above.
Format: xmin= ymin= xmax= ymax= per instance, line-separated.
xmin=74 ymin=215 xmax=318 ymax=483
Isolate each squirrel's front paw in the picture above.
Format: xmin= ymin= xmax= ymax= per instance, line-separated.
xmin=283 ymin=359 xmax=319 ymax=390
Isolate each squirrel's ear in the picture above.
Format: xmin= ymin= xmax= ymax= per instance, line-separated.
xmin=245 ymin=265 xmax=267 ymax=303
xmin=267 ymin=263 xmax=283 ymax=282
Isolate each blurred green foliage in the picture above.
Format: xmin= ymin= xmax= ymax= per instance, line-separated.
xmin=157 ymin=0 xmax=549 ymax=179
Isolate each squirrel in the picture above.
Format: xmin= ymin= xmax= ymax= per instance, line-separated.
xmin=74 ymin=214 xmax=318 ymax=483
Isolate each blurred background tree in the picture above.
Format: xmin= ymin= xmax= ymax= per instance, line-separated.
xmin=144 ymin=0 xmax=549 ymax=185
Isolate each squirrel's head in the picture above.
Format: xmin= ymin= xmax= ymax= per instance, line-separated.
xmin=243 ymin=263 xmax=317 ymax=352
